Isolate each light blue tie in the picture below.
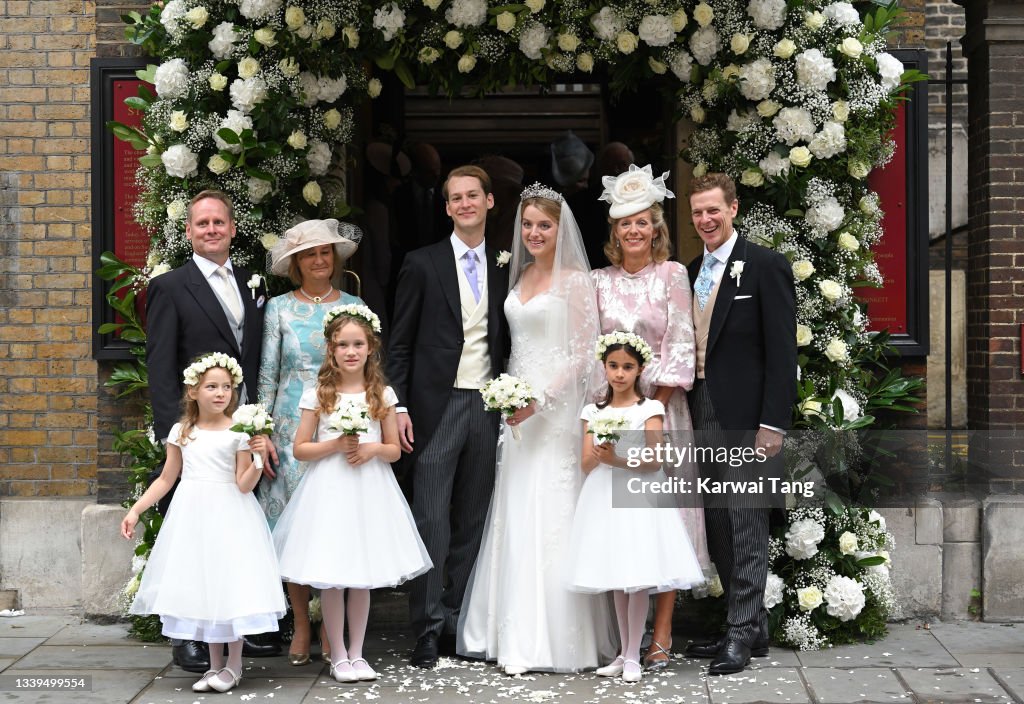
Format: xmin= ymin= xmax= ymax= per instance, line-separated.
xmin=694 ymin=255 xmax=716 ymax=311
xmin=462 ymin=250 xmax=481 ymax=302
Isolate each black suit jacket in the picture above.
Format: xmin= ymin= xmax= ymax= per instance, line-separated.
xmin=147 ymin=258 xmax=267 ymax=442
xmin=387 ymin=239 xmax=510 ymax=456
xmin=688 ymin=236 xmax=797 ymax=433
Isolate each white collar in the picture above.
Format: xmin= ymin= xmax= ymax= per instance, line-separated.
xmin=193 ymin=254 xmax=234 ymax=278
xmin=704 ymin=229 xmax=738 ymax=266
xmin=450 ymin=233 xmax=486 ymax=261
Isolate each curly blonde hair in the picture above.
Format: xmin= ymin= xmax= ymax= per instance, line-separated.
xmin=316 ymin=314 xmax=389 ymax=421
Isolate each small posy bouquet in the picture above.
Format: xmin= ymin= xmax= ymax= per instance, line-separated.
xmin=230 ymin=403 xmax=274 ymax=469
xmin=588 ymin=409 xmax=629 ymax=444
xmin=480 ymin=373 xmax=535 ymax=440
xmin=327 ymin=398 xmax=370 ymax=436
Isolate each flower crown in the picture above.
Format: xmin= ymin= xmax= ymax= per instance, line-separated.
xmin=183 ymin=352 xmax=244 ymax=387
xmin=595 ymin=331 xmax=653 ymax=366
xmin=520 ymin=182 xmax=563 ymax=203
xmin=322 ymin=304 xmax=382 ymax=334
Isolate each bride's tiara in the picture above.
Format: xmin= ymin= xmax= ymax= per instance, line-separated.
xmin=520 ymin=182 xmax=563 ymax=203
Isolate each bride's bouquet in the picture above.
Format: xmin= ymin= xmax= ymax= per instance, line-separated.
xmin=230 ymin=403 xmax=274 ymax=469
xmin=327 ymin=399 xmax=370 ymax=436
xmin=480 ymin=373 xmax=535 ymax=440
xmin=587 ymin=408 xmax=629 ymax=444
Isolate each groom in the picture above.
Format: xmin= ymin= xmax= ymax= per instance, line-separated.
xmin=387 ymin=165 xmax=510 ymax=668
xmin=684 ymin=173 xmax=796 ymax=675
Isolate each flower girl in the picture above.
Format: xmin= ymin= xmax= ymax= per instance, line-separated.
xmin=567 ymin=332 xmax=703 ymax=683
xmin=121 ymin=353 xmax=286 ymax=694
xmin=273 ymin=305 xmax=431 ymax=683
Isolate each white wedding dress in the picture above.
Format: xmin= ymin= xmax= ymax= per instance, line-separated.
xmin=457 ymin=274 xmax=618 ymax=672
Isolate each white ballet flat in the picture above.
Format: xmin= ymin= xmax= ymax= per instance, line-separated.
xmin=208 ymin=666 xmax=241 ymax=693
xmin=330 ymin=659 xmax=359 ymax=683
xmin=351 ymin=657 xmax=378 ymax=681
xmin=503 ymin=664 xmax=527 ymax=676
xmin=595 ymin=656 xmax=625 ymax=677
xmin=191 ymin=669 xmax=218 ymax=692
xmin=622 ymin=659 xmax=642 ymax=683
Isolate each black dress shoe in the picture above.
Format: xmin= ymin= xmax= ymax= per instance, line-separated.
xmin=708 ymin=639 xmax=751 ymax=676
xmin=242 ymin=633 xmax=281 ymax=658
xmin=438 ymin=633 xmax=457 ymax=656
xmin=411 ymin=633 xmax=439 ymax=669
xmin=685 ymin=635 xmax=770 ymax=659
xmin=173 ymin=640 xmax=210 ymax=673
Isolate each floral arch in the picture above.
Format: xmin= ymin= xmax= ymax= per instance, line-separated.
xmin=105 ymin=0 xmax=921 ymax=648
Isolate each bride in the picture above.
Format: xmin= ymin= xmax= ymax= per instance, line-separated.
xmin=457 ymin=184 xmax=617 ymax=674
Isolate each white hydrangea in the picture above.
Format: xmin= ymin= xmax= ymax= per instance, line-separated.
xmin=823 ymin=575 xmax=866 ymax=621
xmin=760 ymin=151 xmax=791 ymax=178
xmin=805 ymin=196 xmax=845 ymax=234
xmin=738 ymin=57 xmax=776 ymax=101
xmin=154 ymin=58 xmax=189 ymax=100
xmin=726 ymin=109 xmax=757 ymax=133
xmin=238 ymin=0 xmax=281 ymax=20
xmin=229 ymin=76 xmax=268 ymax=113
xmin=808 ymin=121 xmax=847 ymax=159
xmin=161 ymin=144 xmax=199 ymax=179
xmin=208 ymin=21 xmax=239 ymax=59
xmin=876 ymin=52 xmax=904 ymax=92
xmin=445 ymin=0 xmax=487 ymax=28
xmin=214 ymin=110 xmax=254 ymax=153
xmin=785 ymin=517 xmax=825 ymax=559
xmin=638 ymin=15 xmax=676 ymax=47
xmin=689 ymin=26 xmax=721 ymax=66
xmin=306 ymin=139 xmax=332 ymax=176
xmin=795 ymin=48 xmax=837 ymax=92
xmin=773 ymin=107 xmax=816 ymax=145
xmin=591 ymin=7 xmax=624 ymax=42
xmin=519 ymin=22 xmax=551 ymax=60
xmin=823 ymin=2 xmax=861 ymax=28
xmin=832 ymin=388 xmax=862 ymax=421
xmin=373 ymin=2 xmax=406 ymax=41
xmin=670 ymin=50 xmax=694 ymax=82
xmin=764 ymin=572 xmax=785 ymax=608
xmin=247 ymin=177 xmax=272 ymax=203
xmin=159 ymin=0 xmax=187 ymax=39
xmin=294 ymin=72 xmax=320 ymax=107
xmin=747 ymin=0 xmax=786 ymax=30
xmin=317 ymin=75 xmax=347 ymax=103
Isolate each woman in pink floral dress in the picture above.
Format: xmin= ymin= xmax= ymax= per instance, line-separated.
xmin=592 ymin=165 xmax=711 ymax=671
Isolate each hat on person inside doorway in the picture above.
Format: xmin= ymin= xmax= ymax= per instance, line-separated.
xmin=550 ymin=131 xmax=595 ymax=187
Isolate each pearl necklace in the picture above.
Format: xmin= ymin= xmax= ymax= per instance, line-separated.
xmin=299 ymin=286 xmax=333 ymax=304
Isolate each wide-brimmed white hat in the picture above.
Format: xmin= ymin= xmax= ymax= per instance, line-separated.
xmin=268 ymin=219 xmax=361 ymax=277
xmin=599 ymin=163 xmax=675 ymax=219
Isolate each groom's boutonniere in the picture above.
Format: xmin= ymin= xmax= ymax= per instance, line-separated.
xmin=247 ymin=274 xmax=264 ymax=299
xmin=496 ymin=250 xmax=511 ymax=267
xmin=730 ymin=261 xmax=745 ymax=288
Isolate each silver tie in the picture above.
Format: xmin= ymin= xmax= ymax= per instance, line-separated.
xmin=215 ymin=266 xmax=242 ymax=323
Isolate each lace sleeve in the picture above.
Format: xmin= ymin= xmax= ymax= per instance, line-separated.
xmin=656 ymin=263 xmax=696 ymax=391
xmin=535 ymin=271 xmax=600 ymax=414
xmin=256 ymin=296 xmax=282 ymax=414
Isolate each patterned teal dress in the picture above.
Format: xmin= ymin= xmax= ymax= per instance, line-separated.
xmin=257 ymin=291 xmax=363 ymax=528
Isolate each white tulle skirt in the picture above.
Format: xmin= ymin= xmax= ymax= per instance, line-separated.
xmin=129 ymin=477 xmax=286 ymax=642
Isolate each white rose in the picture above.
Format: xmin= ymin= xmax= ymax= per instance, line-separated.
xmin=692 ymin=162 xmax=707 ymax=178
xmin=818 ymin=279 xmax=843 ymax=301
xmin=859 ymin=194 xmax=879 ymax=215
xmin=259 ymin=232 xmax=280 ymax=249
xmin=785 ymin=517 xmax=826 ymax=559
xmin=616 ymin=31 xmax=639 ymax=55
xmin=671 ymin=9 xmax=688 ymax=31
xmin=323 ymin=108 xmax=341 ymax=130
xmin=279 ymin=57 xmax=300 ymax=78
xmin=166 ymin=199 xmax=186 ymax=221
xmin=846 ymin=159 xmax=869 ymax=179
xmin=185 ymin=6 xmax=208 ymax=28
xmin=832 ymin=388 xmax=862 ymax=421
xmin=149 ymin=262 xmax=171 ymax=278
xmin=419 ymin=46 xmax=441 ymax=64
xmin=756 ymin=100 xmax=780 ymax=118
xmin=558 ymin=33 xmax=580 ymax=52
xmin=792 ymin=259 xmax=815 ymax=281
xmin=154 ymin=58 xmax=189 ymax=100
xmin=496 ymin=11 xmax=515 ymax=33
xmin=800 ymin=399 xmax=822 ymax=417
xmin=773 ymin=38 xmax=795 ymax=59
xmin=296 ymin=23 xmax=313 ymax=39
xmin=839 ymin=37 xmax=863 ymax=59
xmin=804 ymin=11 xmax=825 ymax=30
xmin=161 ymin=144 xmax=199 ymax=179
xmin=731 ymin=33 xmax=750 ymax=55
xmin=524 ymin=0 xmax=544 ymax=12
xmin=764 ymin=572 xmax=785 ymax=609
xmin=423 ymin=0 xmax=442 ymax=9
xmin=444 ymin=30 xmax=463 ymax=49
xmin=638 ymin=15 xmax=676 ymax=47
xmin=796 ymin=324 xmax=812 ymax=347
xmin=287 ymin=130 xmax=307 ymax=149
xmin=740 ymin=169 xmax=763 ymax=187
xmin=254 ymin=27 xmax=277 ymax=46
xmin=648 ymin=58 xmax=667 ymax=75
xmin=302 ymin=181 xmax=322 ymax=205
xmin=168 ymin=110 xmax=188 ymax=132
xmin=690 ymin=105 xmax=705 ymax=124
xmin=838 ymin=232 xmax=860 ymax=251
xmin=367 ymin=78 xmax=382 ymax=98
xmin=342 ymin=26 xmax=359 ymax=48
xmin=576 ymin=52 xmax=594 ymax=73
xmin=693 ymin=2 xmax=714 ymax=27
xmin=208 ymin=72 xmax=228 ymax=91
xmin=207 ymin=154 xmax=231 ymax=175
xmin=868 ymin=510 xmax=886 ymax=529
xmin=316 ymin=19 xmax=337 ymax=40
xmin=722 ymin=64 xmax=740 ymax=81
xmin=832 ymin=99 xmax=850 ymax=122
xmin=823 ymin=575 xmax=866 ymax=621
xmin=825 ymin=337 xmax=849 ymax=363
xmin=789 ymin=146 xmax=812 ymax=168
xmin=237 ymin=57 xmax=260 ymax=80
xmin=839 ymin=531 xmax=859 ymax=555
xmin=306 ymin=140 xmax=332 ymax=176
xmin=797 ymin=586 xmax=823 ymax=612
xmin=284 ymin=5 xmax=305 ymax=29
xmin=457 ymin=54 xmax=477 ymax=73
xmin=247 ymin=177 xmax=272 ymax=203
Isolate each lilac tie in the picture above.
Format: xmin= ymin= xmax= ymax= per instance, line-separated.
xmin=462 ymin=250 xmax=481 ymax=302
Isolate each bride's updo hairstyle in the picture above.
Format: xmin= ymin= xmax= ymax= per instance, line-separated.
xmin=520 ymin=195 xmax=562 ymax=228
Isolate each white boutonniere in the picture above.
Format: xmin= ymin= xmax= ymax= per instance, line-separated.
xmin=496 ymin=250 xmax=511 ymax=267
xmin=730 ymin=261 xmax=745 ymax=288
xmin=246 ymin=273 xmax=264 ymax=299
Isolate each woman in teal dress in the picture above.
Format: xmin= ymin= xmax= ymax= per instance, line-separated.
xmin=257 ymin=218 xmax=363 ymax=665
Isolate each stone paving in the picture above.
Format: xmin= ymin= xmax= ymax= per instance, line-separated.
xmin=0 ymin=612 xmax=1021 ymax=703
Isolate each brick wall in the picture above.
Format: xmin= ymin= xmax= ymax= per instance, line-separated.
xmin=0 ymin=0 xmax=99 ymax=497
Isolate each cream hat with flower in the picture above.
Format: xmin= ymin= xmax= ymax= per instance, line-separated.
xmin=268 ymin=219 xmax=361 ymax=277
xmin=598 ymin=163 xmax=675 ymax=219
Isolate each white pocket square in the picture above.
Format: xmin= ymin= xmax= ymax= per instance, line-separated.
xmin=735 ymin=295 xmax=752 ymax=300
